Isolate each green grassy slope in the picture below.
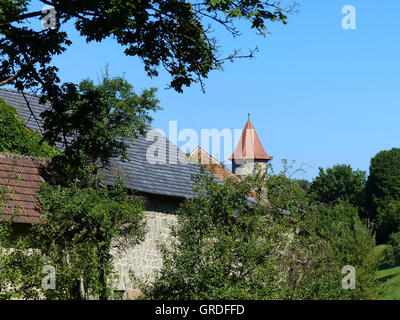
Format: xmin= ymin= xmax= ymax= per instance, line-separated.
xmin=375 ymin=244 xmax=400 ymax=300
xmin=377 ymin=266 xmax=400 ymax=300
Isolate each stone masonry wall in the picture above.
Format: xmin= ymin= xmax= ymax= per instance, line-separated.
xmin=111 ymin=211 xmax=177 ymax=299
xmin=232 ymin=159 xmax=268 ymax=179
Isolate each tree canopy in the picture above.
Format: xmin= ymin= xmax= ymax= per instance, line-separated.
xmin=366 ymin=148 xmax=400 ymax=242
xmin=0 ymin=181 xmax=146 ymax=300
xmin=40 ymin=73 xmax=159 ymax=183
xmin=0 ymin=0 xmax=297 ymax=98
xmin=0 ymin=74 xmax=150 ymax=300
xmin=0 ymin=98 xmax=58 ymax=157
xmin=309 ymin=164 xmax=366 ymax=208
xmin=137 ymin=167 xmax=377 ymax=300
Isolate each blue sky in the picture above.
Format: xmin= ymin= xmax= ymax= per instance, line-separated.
xmin=32 ymin=0 xmax=400 ymax=180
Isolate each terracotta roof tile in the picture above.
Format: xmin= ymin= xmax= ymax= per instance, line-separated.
xmin=0 ymin=88 xmax=203 ymax=199
xmin=189 ymin=147 xmax=263 ymax=201
xmin=229 ymin=121 xmax=271 ymax=160
xmin=189 ymin=147 xmax=240 ymax=183
xmin=0 ymin=153 xmax=54 ymax=224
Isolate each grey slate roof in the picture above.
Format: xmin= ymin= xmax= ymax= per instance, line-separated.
xmin=0 ymin=89 xmax=202 ymax=198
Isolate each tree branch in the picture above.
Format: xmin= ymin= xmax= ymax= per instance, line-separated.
xmin=0 ymin=71 xmax=22 ymax=86
xmin=8 ymin=10 xmax=43 ymax=23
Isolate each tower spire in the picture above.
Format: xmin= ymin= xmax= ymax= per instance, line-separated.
xmin=248 ymin=113 xmax=250 ymax=122
xmin=229 ymin=117 xmax=271 ymax=179
xmin=229 ymin=120 xmax=271 ymax=161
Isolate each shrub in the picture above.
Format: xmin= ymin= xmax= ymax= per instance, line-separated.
xmin=309 ymin=164 xmax=366 ymax=208
xmin=0 ymin=181 xmax=146 ymax=300
xmin=137 ymin=166 xmax=378 ymax=300
xmin=389 ymin=231 xmax=400 ymax=266
xmin=0 ymin=99 xmax=58 ymax=157
xmin=378 ymin=245 xmax=396 ymax=269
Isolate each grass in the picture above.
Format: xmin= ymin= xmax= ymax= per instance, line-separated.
xmin=376 ymin=266 xmax=400 ymax=300
xmin=375 ymin=245 xmax=400 ymax=300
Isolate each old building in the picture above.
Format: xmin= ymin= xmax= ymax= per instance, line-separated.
xmin=0 ymin=89 xmax=273 ymax=299
xmin=0 ymin=153 xmax=53 ymax=224
xmin=189 ymin=146 xmax=240 ymax=183
xmin=0 ymin=89 xmax=204 ymax=298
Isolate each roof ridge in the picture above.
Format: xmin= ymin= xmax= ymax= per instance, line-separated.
xmin=189 ymin=146 xmax=240 ymax=181
xmin=0 ymin=88 xmax=41 ymax=99
xmin=0 ymin=152 xmax=51 ymax=163
xmin=0 ymin=90 xmax=202 ymax=199
xmin=191 ymin=146 xmax=230 ymax=168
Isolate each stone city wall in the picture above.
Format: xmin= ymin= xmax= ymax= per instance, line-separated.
xmin=112 ymin=211 xmax=177 ymax=299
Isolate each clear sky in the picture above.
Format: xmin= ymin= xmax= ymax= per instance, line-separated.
xmin=32 ymin=0 xmax=400 ymax=180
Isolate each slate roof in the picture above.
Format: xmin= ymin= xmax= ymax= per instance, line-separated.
xmin=0 ymin=89 xmax=202 ymax=198
xmin=0 ymin=153 xmax=55 ymax=223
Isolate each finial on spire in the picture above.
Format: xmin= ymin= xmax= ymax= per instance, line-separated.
xmin=248 ymin=113 xmax=251 ymax=122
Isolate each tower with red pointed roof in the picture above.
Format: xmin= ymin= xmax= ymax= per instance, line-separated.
xmin=229 ymin=114 xmax=271 ymax=179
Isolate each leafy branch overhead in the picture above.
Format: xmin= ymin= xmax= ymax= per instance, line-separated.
xmin=0 ymin=0 xmax=298 ymax=94
xmin=40 ymin=74 xmax=160 ymax=183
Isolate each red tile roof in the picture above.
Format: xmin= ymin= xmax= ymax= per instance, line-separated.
xmin=189 ymin=147 xmax=263 ymax=201
xmin=0 ymin=153 xmax=54 ymax=223
xmin=189 ymin=147 xmax=240 ymax=183
xmin=229 ymin=121 xmax=271 ymax=160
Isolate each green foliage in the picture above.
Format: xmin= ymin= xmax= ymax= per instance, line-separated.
xmin=0 ymin=186 xmax=46 ymax=299
xmin=295 ymin=179 xmax=311 ymax=193
xmin=0 ymin=98 xmax=58 ymax=157
xmin=366 ymin=148 xmax=400 ymax=243
xmin=316 ymin=202 xmax=377 ymax=299
xmin=389 ymin=231 xmax=400 ymax=266
xmin=136 ymin=170 xmax=290 ymax=299
xmin=1 ymin=0 xmax=296 ymax=94
xmin=0 ymin=73 xmax=153 ymax=300
xmin=377 ymin=245 xmax=396 ymax=269
xmin=267 ymin=170 xmax=377 ymax=300
xmin=266 ymin=173 xmax=311 ymax=215
xmin=376 ymin=266 xmax=400 ymax=300
xmin=137 ymin=164 xmax=378 ymax=300
xmin=309 ymin=164 xmax=366 ymax=208
xmin=0 ymin=232 xmax=45 ymax=300
xmin=40 ymin=73 xmax=159 ymax=183
xmin=375 ymin=201 xmax=400 ymax=244
xmin=0 ymin=181 xmax=146 ymax=300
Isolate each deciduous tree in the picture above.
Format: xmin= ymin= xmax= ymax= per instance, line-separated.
xmin=0 ymin=98 xmax=58 ymax=157
xmin=366 ymin=148 xmax=400 ymax=242
xmin=309 ymin=164 xmax=366 ymax=208
xmin=0 ymin=0 xmax=297 ymax=97
xmin=41 ymin=73 xmax=159 ymax=183
xmin=137 ymin=166 xmax=377 ymax=300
